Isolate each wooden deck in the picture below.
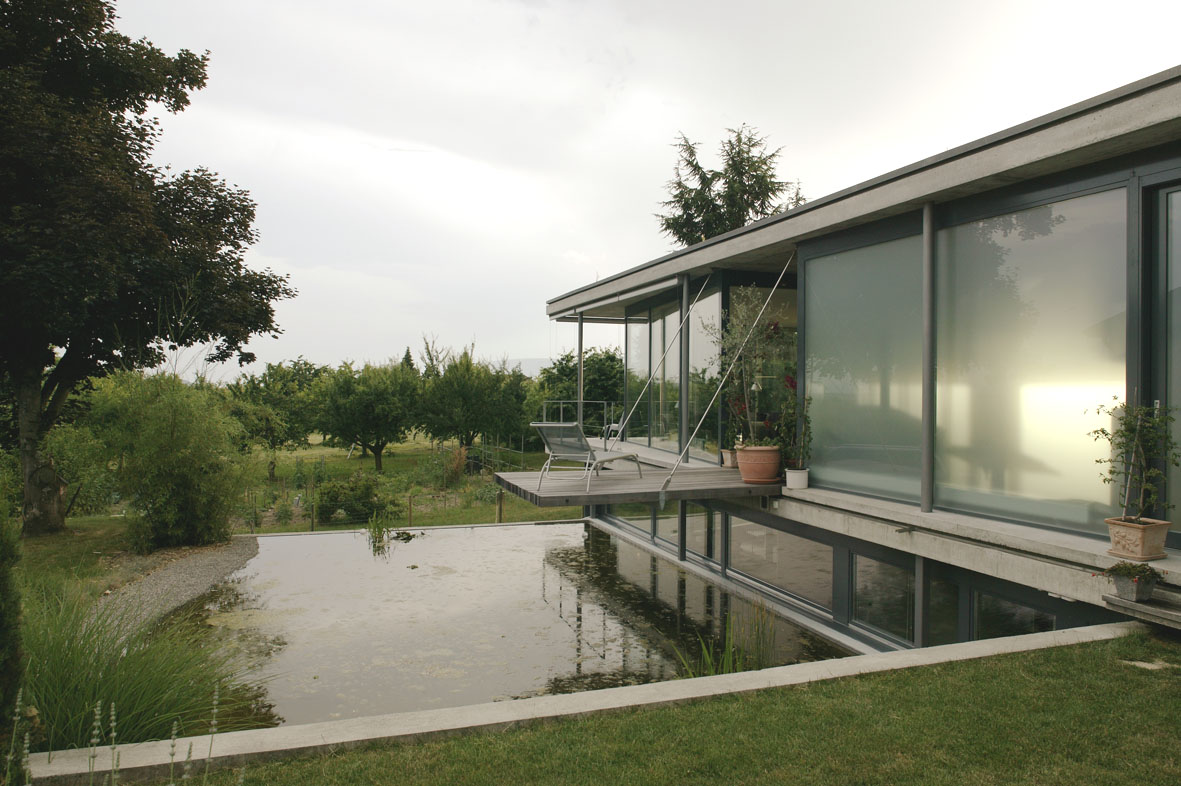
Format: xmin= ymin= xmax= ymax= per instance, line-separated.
xmin=495 ymin=465 xmax=781 ymax=507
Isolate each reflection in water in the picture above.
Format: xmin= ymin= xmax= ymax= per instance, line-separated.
xmin=173 ymin=525 xmax=851 ymax=725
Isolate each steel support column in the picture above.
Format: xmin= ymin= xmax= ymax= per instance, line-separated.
xmin=679 ymin=274 xmax=690 ymax=455
xmin=921 ymin=202 xmax=936 ymax=512
xmin=577 ymin=313 xmax=584 ymax=428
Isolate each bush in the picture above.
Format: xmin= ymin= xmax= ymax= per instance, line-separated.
xmin=273 ymin=500 xmax=293 ymax=525
xmin=316 ymin=471 xmax=402 ymax=525
xmin=19 ymin=585 xmax=276 ymax=752
xmin=89 ymin=373 xmax=246 ymax=553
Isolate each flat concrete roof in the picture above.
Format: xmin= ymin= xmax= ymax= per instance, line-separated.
xmin=549 ymin=65 xmax=1181 ymax=321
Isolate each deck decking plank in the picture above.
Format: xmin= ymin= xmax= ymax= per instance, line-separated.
xmin=495 ymin=466 xmax=781 ymax=507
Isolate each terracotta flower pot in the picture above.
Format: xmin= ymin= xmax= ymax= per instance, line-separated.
xmin=736 ymin=446 xmax=781 ymax=485
xmin=1104 ymin=516 xmax=1171 ymax=561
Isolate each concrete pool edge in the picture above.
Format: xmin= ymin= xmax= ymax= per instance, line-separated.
xmin=29 ymin=620 xmax=1144 ymax=784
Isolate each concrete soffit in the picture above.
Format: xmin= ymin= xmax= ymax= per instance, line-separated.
xmin=547 ymin=69 xmax=1181 ymax=320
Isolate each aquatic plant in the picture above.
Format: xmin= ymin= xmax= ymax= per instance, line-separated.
xmin=19 ymin=583 xmax=276 ymax=752
xmin=673 ymin=602 xmax=775 ymax=678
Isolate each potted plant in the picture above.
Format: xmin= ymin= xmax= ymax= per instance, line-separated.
xmin=1100 ymin=561 xmax=1162 ymax=602
xmin=1090 ymin=398 xmax=1180 ymax=561
xmin=779 ymin=380 xmax=811 ymax=490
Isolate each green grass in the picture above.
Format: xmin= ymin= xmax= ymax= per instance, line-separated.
xmin=14 ymin=515 xmax=144 ymax=600
xmin=185 ymin=630 xmax=1181 ymax=786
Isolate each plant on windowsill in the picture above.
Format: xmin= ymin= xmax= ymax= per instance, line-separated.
xmin=1100 ymin=561 xmax=1163 ymax=602
xmin=778 ymin=379 xmax=811 ymax=490
xmin=1089 ymin=397 xmax=1181 ymax=561
xmin=708 ymin=286 xmax=795 ymax=484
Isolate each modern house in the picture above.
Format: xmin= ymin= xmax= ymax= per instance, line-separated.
xmin=498 ymin=66 xmax=1181 ymax=652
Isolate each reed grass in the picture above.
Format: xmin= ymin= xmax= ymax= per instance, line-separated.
xmin=19 ymin=583 xmax=277 ymax=753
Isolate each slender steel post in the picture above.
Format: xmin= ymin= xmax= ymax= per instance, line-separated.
xmin=921 ymin=202 xmax=936 ymax=512
xmin=577 ymin=313 xmax=585 ymax=427
xmin=679 ymin=274 xmax=690 ymax=456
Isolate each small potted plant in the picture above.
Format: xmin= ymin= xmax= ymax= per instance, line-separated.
xmin=779 ymin=378 xmax=811 ymax=490
xmin=1090 ymin=397 xmax=1180 ymax=561
xmin=1101 ymin=561 xmax=1163 ymax=602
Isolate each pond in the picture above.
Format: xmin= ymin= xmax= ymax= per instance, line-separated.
xmin=181 ymin=523 xmax=851 ymax=725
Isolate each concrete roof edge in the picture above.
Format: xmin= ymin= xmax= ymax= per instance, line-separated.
xmin=546 ymin=64 xmax=1181 ymax=312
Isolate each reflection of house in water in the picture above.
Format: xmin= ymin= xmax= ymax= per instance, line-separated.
xmin=500 ymin=68 xmax=1181 ymax=650
xmin=537 ymin=528 xmax=849 ymax=695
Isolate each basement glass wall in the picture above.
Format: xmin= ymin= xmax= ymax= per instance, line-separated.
xmin=935 ymin=188 xmax=1126 ymax=532
xmin=805 ymin=235 xmax=923 ymax=501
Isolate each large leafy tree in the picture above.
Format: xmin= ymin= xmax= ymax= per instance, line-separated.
xmin=657 ymin=125 xmax=804 ymax=247
xmin=313 ymin=362 xmax=419 ymax=472
xmin=536 ymin=346 xmax=623 ymax=433
xmin=0 ymin=1 xmax=294 ymax=534
xmin=420 ymin=349 xmax=530 ymax=449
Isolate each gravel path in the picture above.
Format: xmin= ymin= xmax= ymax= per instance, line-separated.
xmin=95 ymin=535 xmax=259 ymax=629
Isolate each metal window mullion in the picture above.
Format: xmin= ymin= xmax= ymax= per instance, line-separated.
xmin=921 ymin=202 xmax=936 ymax=512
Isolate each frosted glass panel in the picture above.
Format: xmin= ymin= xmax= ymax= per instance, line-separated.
xmin=805 ymin=235 xmax=922 ymax=500
xmin=935 ymin=188 xmax=1126 ymax=532
xmin=625 ymin=317 xmax=649 ymax=443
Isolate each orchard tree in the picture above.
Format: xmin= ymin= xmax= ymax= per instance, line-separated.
xmin=537 ymin=347 xmax=624 ymax=433
xmin=313 ymin=362 xmax=419 ymax=472
xmin=657 ymin=125 xmax=804 ymax=247
xmin=228 ymin=358 xmax=326 ymax=482
xmin=0 ymin=1 xmax=294 ymax=534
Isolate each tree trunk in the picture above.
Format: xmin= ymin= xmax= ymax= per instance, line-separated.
xmin=372 ymin=445 xmax=384 ymax=472
xmin=16 ymin=375 xmax=65 ymax=535
xmin=267 ymin=458 xmax=277 ymax=483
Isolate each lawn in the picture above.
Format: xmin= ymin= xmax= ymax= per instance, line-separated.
xmin=181 ymin=629 xmax=1180 ymax=786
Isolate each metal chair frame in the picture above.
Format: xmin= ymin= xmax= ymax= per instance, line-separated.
xmin=531 ymin=421 xmax=643 ymax=492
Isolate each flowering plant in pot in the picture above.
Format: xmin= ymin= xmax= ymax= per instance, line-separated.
xmin=1089 ymin=397 xmax=1180 ymax=561
xmin=1100 ymin=561 xmax=1163 ymax=602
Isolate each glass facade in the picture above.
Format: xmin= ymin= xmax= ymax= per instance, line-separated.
xmin=974 ymin=593 xmax=1054 ymax=639
xmin=936 ymin=189 xmax=1126 ymax=532
xmin=654 ymin=499 xmax=679 ymax=545
xmin=805 ymin=235 xmax=923 ymax=501
xmin=625 ymin=316 xmax=650 ymax=442
xmin=1167 ymin=190 xmax=1181 ymax=513
xmin=853 ymin=555 xmax=914 ymax=641
xmin=685 ymin=502 xmax=717 ymax=561
xmin=651 ymin=307 xmax=680 ymax=453
xmin=729 ymin=517 xmax=833 ymax=608
xmin=927 ymin=577 xmax=960 ymax=646
xmin=687 ymin=290 xmax=722 ymax=460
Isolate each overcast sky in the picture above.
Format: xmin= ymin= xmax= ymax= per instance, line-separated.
xmin=114 ymin=0 xmax=1181 ymax=379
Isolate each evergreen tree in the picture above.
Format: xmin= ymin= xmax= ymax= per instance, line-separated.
xmin=657 ymin=125 xmax=804 ymax=247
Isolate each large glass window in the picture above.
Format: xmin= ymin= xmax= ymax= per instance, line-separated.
xmin=974 ymin=593 xmax=1054 ymax=639
xmin=687 ymin=290 xmax=722 ymax=460
xmin=654 ymin=500 xmax=679 ymax=545
xmin=806 ymin=235 xmax=923 ymax=501
xmin=935 ymin=189 xmax=1126 ymax=532
xmin=685 ymin=502 xmax=717 ymax=561
xmin=625 ymin=315 xmax=650 ymax=443
xmin=1166 ymin=189 xmax=1181 ymax=515
xmin=853 ymin=555 xmax=914 ymax=641
xmin=729 ymin=517 xmax=833 ymax=608
xmin=651 ymin=307 xmax=680 ymax=453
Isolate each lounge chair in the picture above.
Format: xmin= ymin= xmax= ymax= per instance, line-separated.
xmin=532 ymin=422 xmax=643 ymax=491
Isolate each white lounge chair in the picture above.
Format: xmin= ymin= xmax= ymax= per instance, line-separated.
xmin=532 ymin=421 xmax=643 ymax=492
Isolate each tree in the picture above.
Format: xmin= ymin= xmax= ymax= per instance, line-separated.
xmin=536 ymin=347 xmax=624 ymax=433
xmin=420 ymin=349 xmax=506 ymax=448
xmin=227 ymin=358 xmax=326 ymax=482
xmin=313 ymin=362 xmax=418 ymax=472
xmin=0 ymin=1 xmax=295 ymax=534
xmin=657 ymin=125 xmax=804 ymax=247
xmin=86 ymin=372 xmax=246 ymax=552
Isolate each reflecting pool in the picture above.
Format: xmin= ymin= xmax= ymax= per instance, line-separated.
xmin=183 ymin=523 xmax=850 ymax=725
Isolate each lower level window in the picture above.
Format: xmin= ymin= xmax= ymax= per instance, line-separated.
xmin=853 ymin=555 xmax=914 ymax=641
xmin=974 ymin=593 xmax=1054 ymax=639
